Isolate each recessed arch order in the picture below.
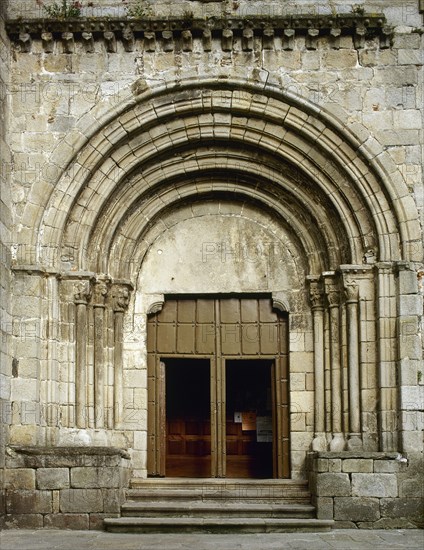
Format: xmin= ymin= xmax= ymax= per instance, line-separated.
xmin=23 ymin=78 xmax=423 ymax=279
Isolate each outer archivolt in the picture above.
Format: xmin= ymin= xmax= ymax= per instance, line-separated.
xmin=28 ymin=82 xmax=420 ymax=279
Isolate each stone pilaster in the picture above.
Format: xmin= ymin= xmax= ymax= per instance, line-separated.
xmin=376 ymin=263 xmax=398 ymax=452
xmin=395 ymin=262 xmax=423 ymax=454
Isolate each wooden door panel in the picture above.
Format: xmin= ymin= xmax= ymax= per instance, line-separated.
xmin=148 ymin=298 xmax=290 ymax=479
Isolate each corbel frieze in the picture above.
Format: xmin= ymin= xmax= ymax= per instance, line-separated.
xmin=6 ymin=14 xmax=392 ymax=54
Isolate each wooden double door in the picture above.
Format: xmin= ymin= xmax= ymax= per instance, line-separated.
xmin=147 ymin=296 xmax=289 ymax=479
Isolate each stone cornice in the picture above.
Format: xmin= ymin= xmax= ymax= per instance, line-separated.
xmin=6 ymin=13 xmax=392 ymax=53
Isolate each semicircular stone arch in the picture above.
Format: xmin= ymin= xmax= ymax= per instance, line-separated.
xmin=19 ymin=80 xmax=422 ymax=272
xmin=16 ymin=80 xmax=422 ymax=472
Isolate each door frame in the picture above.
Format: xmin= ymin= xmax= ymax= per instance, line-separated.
xmin=147 ymin=296 xmax=290 ymax=478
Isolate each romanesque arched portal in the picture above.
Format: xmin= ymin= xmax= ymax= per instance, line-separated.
xmin=12 ymin=81 xmax=422 ymax=481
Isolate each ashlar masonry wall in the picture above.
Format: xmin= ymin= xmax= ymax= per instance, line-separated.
xmin=0 ymin=0 xmax=423 ymax=530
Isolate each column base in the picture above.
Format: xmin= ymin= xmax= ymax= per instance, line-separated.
xmin=347 ymin=434 xmax=363 ymax=450
xmin=329 ymin=433 xmax=346 ymax=451
xmin=312 ymin=433 xmax=327 ymax=451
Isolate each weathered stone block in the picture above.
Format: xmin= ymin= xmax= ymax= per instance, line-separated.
xmin=368 ymin=518 xmax=418 ymax=529
xmin=6 ymin=490 xmax=52 ymax=514
xmin=316 ymin=458 xmax=328 ymax=472
xmin=4 ymin=468 xmax=35 ymax=489
xmin=334 ymin=497 xmax=380 ymax=522
xmin=70 ymin=467 xmax=99 ymax=488
xmin=328 ymin=459 xmax=341 ymax=473
xmin=102 ymin=488 xmax=122 ymax=513
xmin=315 ymin=497 xmax=334 ymax=519
xmin=373 ymin=460 xmax=399 ymax=473
xmin=399 ymin=295 xmax=423 ymax=316
xmin=4 ymin=513 xmax=43 ymax=529
xmin=98 ymin=467 xmax=121 ymax=488
xmin=333 ymin=520 xmax=357 ymax=529
xmin=44 ymin=513 xmax=89 ymax=530
xmin=59 ymin=489 xmax=103 ymax=513
xmin=381 ymin=497 xmax=424 ymax=521
xmin=89 ymin=513 xmax=120 ymax=531
xmin=37 ymin=468 xmax=69 ymax=490
xmin=316 ymin=473 xmax=351 ymax=497
xmin=393 ymin=34 xmax=422 ymax=49
xmin=399 ymin=478 xmax=424 ymax=497
xmin=352 ymin=474 xmax=398 ymax=498
xmin=342 ymin=459 xmax=373 ymax=473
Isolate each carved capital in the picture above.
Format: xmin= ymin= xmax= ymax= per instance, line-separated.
xmin=308 ymin=281 xmax=324 ymax=310
xmin=74 ymin=280 xmax=91 ymax=304
xmin=343 ymin=278 xmax=359 ymax=303
xmin=92 ymin=280 xmax=109 ymax=307
xmin=324 ymin=276 xmax=341 ymax=308
xmin=112 ymin=284 xmax=131 ymax=312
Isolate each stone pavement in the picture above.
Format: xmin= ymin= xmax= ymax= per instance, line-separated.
xmin=0 ymin=529 xmax=423 ymax=550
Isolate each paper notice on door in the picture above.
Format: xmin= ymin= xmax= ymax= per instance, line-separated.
xmin=256 ymin=416 xmax=273 ymax=442
xmin=241 ymin=411 xmax=256 ymax=431
xmin=234 ymin=412 xmax=242 ymax=423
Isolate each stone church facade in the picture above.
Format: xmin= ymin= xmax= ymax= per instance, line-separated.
xmin=0 ymin=0 xmax=423 ymax=531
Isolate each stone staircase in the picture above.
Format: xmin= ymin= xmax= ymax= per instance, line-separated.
xmin=104 ymin=478 xmax=334 ymax=533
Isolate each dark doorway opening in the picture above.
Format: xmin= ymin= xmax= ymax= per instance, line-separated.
xmin=165 ymin=358 xmax=211 ymax=477
xmin=226 ymin=360 xmax=273 ymax=478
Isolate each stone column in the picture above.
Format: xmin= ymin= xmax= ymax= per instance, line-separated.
xmin=92 ymin=280 xmax=108 ymax=429
xmin=308 ymin=278 xmax=327 ymax=451
xmin=324 ymin=273 xmax=345 ymax=451
xmin=74 ymin=280 xmax=92 ymax=429
xmin=343 ymin=276 xmax=363 ymax=450
xmin=112 ymin=283 xmax=131 ymax=428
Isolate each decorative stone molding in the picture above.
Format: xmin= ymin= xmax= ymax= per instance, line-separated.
xmin=147 ymin=301 xmax=164 ymax=315
xmin=92 ymin=280 xmax=109 ymax=308
xmin=6 ymin=14 xmax=392 ymax=54
xmin=272 ymin=298 xmax=289 ymax=314
xmin=112 ymin=282 xmax=132 ymax=312
xmin=73 ymin=280 xmax=92 ymax=305
xmin=308 ymin=279 xmax=325 ymax=310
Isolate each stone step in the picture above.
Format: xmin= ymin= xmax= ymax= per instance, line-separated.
xmin=104 ymin=517 xmax=334 ymax=533
xmin=128 ymin=479 xmax=311 ymax=503
xmin=121 ymin=501 xmax=316 ymax=519
xmin=131 ymin=478 xmax=309 ymax=488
